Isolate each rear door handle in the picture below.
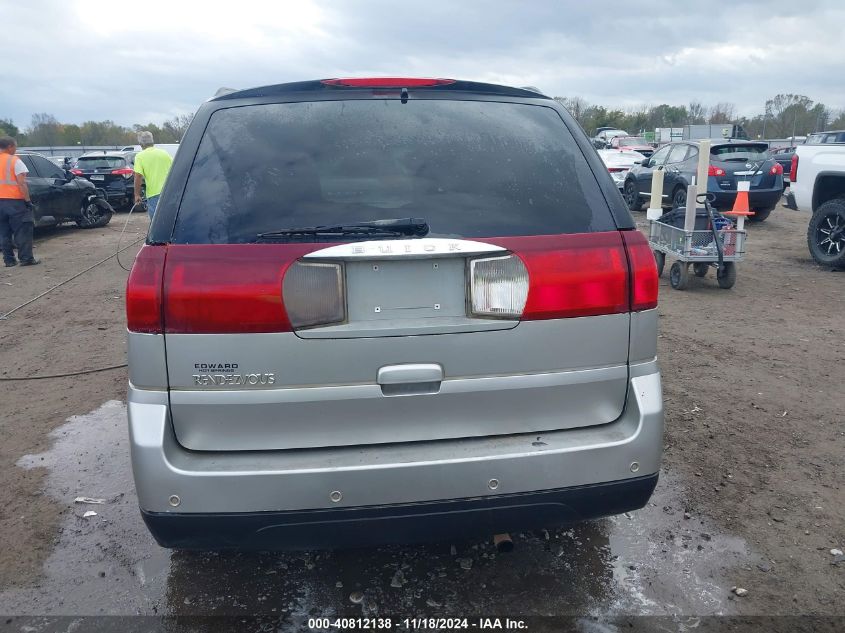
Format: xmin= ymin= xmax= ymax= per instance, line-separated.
xmin=377 ymin=363 xmax=443 ymax=385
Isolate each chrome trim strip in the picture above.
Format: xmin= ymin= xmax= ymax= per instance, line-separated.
xmin=303 ymin=238 xmax=506 ymax=260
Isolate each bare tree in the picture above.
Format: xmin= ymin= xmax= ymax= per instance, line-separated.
xmin=26 ymin=113 xmax=62 ymax=146
xmin=708 ymin=103 xmax=735 ymax=124
xmin=161 ymin=113 xmax=194 ymax=142
xmin=554 ymin=97 xmax=589 ymax=127
xmin=765 ymin=94 xmax=815 ymax=137
xmin=687 ymin=101 xmax=707 ymax=124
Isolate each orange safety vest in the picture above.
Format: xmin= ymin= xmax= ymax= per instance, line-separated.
xmin=0 ymin=153 xmax=25 ymax=199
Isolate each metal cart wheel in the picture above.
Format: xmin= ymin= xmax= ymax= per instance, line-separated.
xmin=654 ymin=251 xmax=665 ymax=278
xmin=717 ymin=262 xmax=737 ymax=289
xmin=693 ymin=263 xmax=709 ymax=277
xmin=669 ymin=261 xmax=690 ymax=290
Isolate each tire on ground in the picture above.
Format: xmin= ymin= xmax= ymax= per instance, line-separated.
xmin=672 ymin=187 xmax=686 ymax=210
xmin=806 ymin=197 xmax=845 ymax=269
xmin=716 ymin=262 xmax=737 ymax=289
xmin=624 ymin=180 xmax=644 ymax=212
xmin=654 ymin=251 xmax=665 ymax=277
xmin=669 ymin=261 xmax=689 ymax=290
xmin=76 ymin=199 xmax=113 ymax=229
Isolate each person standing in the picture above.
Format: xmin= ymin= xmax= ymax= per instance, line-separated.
xmin=133 ymin=130 xmax=173 ymax=220
xmin=0 ymin=136 xmax=38 ymax=267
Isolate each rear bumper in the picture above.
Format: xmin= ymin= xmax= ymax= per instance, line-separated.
xmin=142 ymin=474 xmax=658 ymax=549
xmin=82 ymin=178 xmax=131 ymax=199
xmin=128 ymin=361 xmax=663 ymax=548
xmin=710 ymin=187 xmax=782 ymax=210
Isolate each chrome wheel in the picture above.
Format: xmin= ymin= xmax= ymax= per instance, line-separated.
xmin=817 ymin=213 xmax=845 ymax=256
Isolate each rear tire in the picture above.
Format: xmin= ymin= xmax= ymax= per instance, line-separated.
xmin=807 ymin=198 xmax=845 ymax=269
xmin=672 ymin=187 xmax=687 ymax=210
xmin=653 ymin=251 xmax=665 ymax=277
xmin=624 ymin=179 xmax=644 ymax=211
xmin=748 ymin=206 xmax=774 ymax=223
xmin=716 ymin=262 xmax=737 ymax=289
xmin=76 ymin=199 xmax=113 ymax=229
xmin=693 ymin=263 xmax=709 ymax=277
xmin=669 ymin=261 xmax=689 ymax=290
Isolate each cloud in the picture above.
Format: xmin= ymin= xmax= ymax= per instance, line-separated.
xmin=4 ymin=0 xmax=844 ymax=129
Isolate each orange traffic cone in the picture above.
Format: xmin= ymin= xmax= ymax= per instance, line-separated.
xmin=724 ymin=180 xmax=754 ymax=218
xmin=722 ymin=180 xmax=754 ymax=253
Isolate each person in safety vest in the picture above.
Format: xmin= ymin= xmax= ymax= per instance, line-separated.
xmin=0 ymin=136 xmax=38 ymax=267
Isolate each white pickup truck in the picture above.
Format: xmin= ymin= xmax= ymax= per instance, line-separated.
xmin=789 ymin=143 xmax=845 ymax=269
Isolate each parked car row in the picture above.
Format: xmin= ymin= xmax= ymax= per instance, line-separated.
xmin=621 ymin=140 xmax=784 ymax=222
xmin=34 ymin=144 xmax=181 ymax=212
xmin=592 ymin=124 xmax=826 ymax=223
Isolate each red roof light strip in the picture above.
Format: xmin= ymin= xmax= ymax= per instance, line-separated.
xmin=321 ymin=78 xmax=456 ymax=88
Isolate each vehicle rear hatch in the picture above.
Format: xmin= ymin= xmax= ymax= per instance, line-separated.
xmin=710 ymin=143 xmax=780 ymax=191
xmin=142 ymin=81 xmax=655 ymax=451
xmin=73 ymin=156 xmax=132 ymax=192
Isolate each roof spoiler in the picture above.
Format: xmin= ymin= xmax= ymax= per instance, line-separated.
xmin=211 ymin=87 xmax=238 ymax=99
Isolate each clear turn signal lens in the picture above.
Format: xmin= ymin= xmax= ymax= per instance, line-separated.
xmin=469 ymin=254 xmax=528 ymax=318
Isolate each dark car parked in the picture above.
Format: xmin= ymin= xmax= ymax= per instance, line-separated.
xmin=623 ymin=140 xmax=784 ymax=222
xmin=770 ymin=146 xmax=796 ymax=185
xmin=18 ymin=152 xmax=113 ymax=228
xmin=71 ymin=152 xmax=138 ymax=209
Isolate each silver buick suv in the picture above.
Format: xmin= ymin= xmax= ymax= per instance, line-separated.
xmin=126 ymin=78 xmax=663 ymax=549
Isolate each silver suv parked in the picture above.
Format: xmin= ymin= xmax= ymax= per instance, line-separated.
xmin=126 ymin=78 xmax=663 ymax=549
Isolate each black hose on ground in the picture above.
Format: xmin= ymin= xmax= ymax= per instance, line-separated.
xmin=0 ymin=236 xmax=144 ymax=321
xmin=0 ymin=363 xmax=128 ymax=381
xmin=117 ymin=200 xmax=146 ymax=271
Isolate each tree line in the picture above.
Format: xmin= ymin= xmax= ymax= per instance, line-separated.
xmin=554 ymin=93 xmax=844 ymax=139
xmin=0 ymin=113 xmax=194 ymax=147
xmin=2 ymin=93 xmax=843 ymax=147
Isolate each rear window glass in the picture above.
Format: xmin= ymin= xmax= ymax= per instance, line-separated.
xmin=76 ymin=157 xmax=126 ymax=169
xmin=710 ymin=145 xmax=769 ymax=161
xmin=617 ymin=137 xmax=648 ymax=147
xmin=173 ymin=100 xmax=615 ymax=244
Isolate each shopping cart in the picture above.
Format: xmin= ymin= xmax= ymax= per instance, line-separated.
xmin=648 ymin=193 xmax=746 ymax=290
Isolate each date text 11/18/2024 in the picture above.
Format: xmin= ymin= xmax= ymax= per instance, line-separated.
xmin=307 ymin=617 xmax=528 ymax=630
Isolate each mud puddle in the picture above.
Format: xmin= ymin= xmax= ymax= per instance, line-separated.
xmin=1 ymin=401 xmax=754 ymax=617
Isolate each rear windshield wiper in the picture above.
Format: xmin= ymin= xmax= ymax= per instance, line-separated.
xmin=256 ymin=217 xmax=429 ymax=242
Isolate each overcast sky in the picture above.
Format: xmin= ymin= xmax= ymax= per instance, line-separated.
xmin=5 ymin=0 xmax=844 ymax=128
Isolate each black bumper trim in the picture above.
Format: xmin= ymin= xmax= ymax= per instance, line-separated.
xmin=141 ymin=474 xmax=658 ymax=550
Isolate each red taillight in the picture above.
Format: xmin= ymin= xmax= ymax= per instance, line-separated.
xmin=607 ymin=167 xmax=626 ymax=172
xmin=621 ymin=231 xmax=659 ymax=311
xmin=790 ymin=154 xmax=798 ymax=182
xmin=126 ymin=245 xmax=166 ymax=333
xmin=70 ymin=169 xmax=83 ymax=175
xmin=487 ymin=233 xmax=630 ymax=320
xmin=708 ymin=165 xmax=726 ymax=177
xmin=321 ymin=77 xmax=455 ymax=88
xmin=161 ymin=245 xmax=316 ymax=334
xmin=111 ymin=168 xmax=134 ymax=175
xmin=770 ymin=163 xmax=783 ymax=176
